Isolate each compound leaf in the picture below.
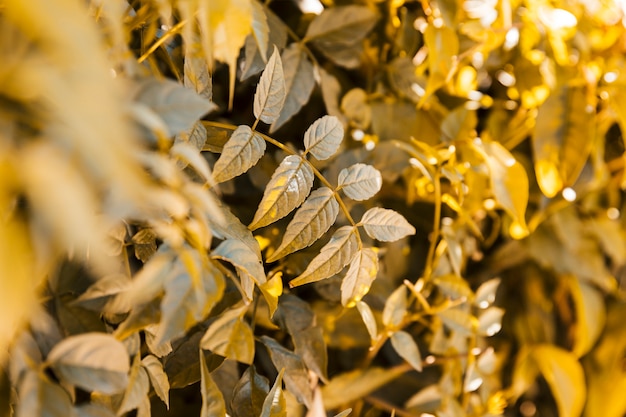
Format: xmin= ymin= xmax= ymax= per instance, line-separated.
xmin=254 ymin=46 xmax=285 ymax=124
xmin=360 ymin=207 xmax=416 ymax=242
xmin=303 ymin=115 xmax=344 ymax=160
xmin=268 ymin=187 xmax=339 ymax=262
xmin=212 ymin=125 xmax=266 ymax=183
xmin=289 ymin=226 xmax=359 ymax=287
xmin=249 ymin=155 xmax=314 ymax=230
xmin=341 ymin=248 xmax=379 ymax=307
xmin=338 ymin=164 xmax=382 ymax=201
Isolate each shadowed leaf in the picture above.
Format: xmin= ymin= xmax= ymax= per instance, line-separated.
xmin=341 ymin=248 xmax=379 ymax=307
xmin=254 ymin=46 xmax=286 ymax=124
xmin=213 ymin=125 xmax=266 ymax=183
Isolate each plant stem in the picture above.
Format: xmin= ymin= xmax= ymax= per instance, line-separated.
xmin=138 ymin=19 xmax=187 ymax=63
xmin=423 ymin=169 xmax=441 ymax=280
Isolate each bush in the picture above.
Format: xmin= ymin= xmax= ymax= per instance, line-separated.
xmin=2 ymin=0 xmax=626 ymax=416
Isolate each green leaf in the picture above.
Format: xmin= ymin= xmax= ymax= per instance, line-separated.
xmin=289 ymin=226 xmax=359 ymax=287
xmin=360 ymin=207 xmax=416 ymax=242
xmin=382 ymin=286 xmax=407 ymax=328
xmin=141 ymin=355 xmax=170 ymax=409
xmin=356 ymin=301 xmax=378 ymax=341
xmin=250 ymin=0 xmax=269 ymax=62
xmin=200 ymin=304 xmax=255 ymax=364
xmin=321 ymin=367 xmax=406 ymax=410
xmin=303 ymin=115 xmax=344 ymax=160
xmin=200 ymin=348 xmax=226 ymax=417
xmin=133 ymin=78 xmax=215 ymax=136
xmin=341 ymin=248 xmax=379 ymax=307
xmin=212 ymin=125 xmax=266 ymax=183
xmin=118 ymin=355 xmax=150 ymax=415
xmin=260 ymin=336 xmax=313 ymax=408
xmin=47 ymin=333 xmax=129 ymax=395
xmin=268 ymin=187 xmax=339 ymax=262
xmin=533 ymin=85 xmax=594 ymax=197
xmin=254 ymin=46 xmax=286 ymax=124
xmin=17 ymin=371 xmax=73 ymax=417
xmin=260 ymin=369 xmax=286 ymax=417
xmin=270 ymin=43 xmax=316 ymax=132
xmin=304 ymin=5 xmax=378 ymax=46
xmin=231 ymin=366 xmax=270 ymax=417
xmin=390 ymin=330 xmax=422 ymax=372
xmin=249 ymin=155 xmax=314 ymax=230
xmin=338 ymin=163 xmax=382 ymax=201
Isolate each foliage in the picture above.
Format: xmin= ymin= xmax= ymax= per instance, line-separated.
xmin=2 ymin=0 xmax=626 ymax=416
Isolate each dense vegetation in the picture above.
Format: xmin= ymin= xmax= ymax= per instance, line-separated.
xmin=2 ymin=0 xmax=626 ymax=416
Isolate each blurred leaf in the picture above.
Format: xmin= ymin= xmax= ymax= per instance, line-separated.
xmin=270 ymin=44 xmax=315 ymax=132
xmin=360 ymin=207 xmax=416 ymax=242
xmin=184 ymin=55 xmax=212 ymax=100
xmin=212 ymin=125 xmax=266 ymax=183
xmin=533 ymin=86 xmax=594 ymax=197
xmin=231 ymin=366 xmax=270 ymax=417
xmin=132 ymin=229 xmax=157 ymax=263
xmin=17 ymin=371 xmax=72 ymax=417
xmin=206 ymin=197 xmax=262 ymax=260
xmin=434 ymin=274 xmax=473 ymax=301
xmin=303 ymin=115 xmax=344 ymax=160
xmin=141 ymin=355 xmax=170 ymax=409
xmin=200 ymin=304 xmax=255 ymax=364
xmin=333 ymin=409 xmax=353 ymax=417
xmin=249 ymin=155 xmax=314 ymax=230
xmin=260 ymin=336 xmax=313 ymax=408
xmin=390 ymin=330 xmax=422 ymax=372
xmin=72 ymin=274 xmax=131 ymax=312
xmin=421 ymin=24 xmax=458 ymax=104
xmin=438 ymin=308 xmax=476 ymax=336
xmin=477 ymin=307 xmax=504 ymax=337
xmin=118 ymin=355 xmax=150 ymax=415
xmin=338 ymin=164 xmax=383 ymax=201
xmin=170 ymin=142 xmax=215 ymax=186
xmin=474 ymin=278 xmax=501 ymax=309
xmin=289 ymin=226 xmax=359 ymax=287
xmin=569 ymin=278 xmax=605 ymax=358
xmin=382 ymin=286 xmax=407 ymax=328
xmin=305 ymin=5 xmax=378 ymax=47
xmin=213 ymin=238 xmax=266 ymax=288
xmin=200 ymin=348 xmax=226 ymax=417
xmin=250 ymin=0 xmax=269 ymax=61
xmin=341 ymin=88 xmax=371 ymax=129
xmin=241 ymin=6 xmax=287 ymax=80
xmin=268 ymin=187 xmax=339 ymax=262
xmin=341 ymin=248 xmax=379 ymax=307
xmin=321 ymin=366 xmax=406 ymax=410
xmin=356 ymin=301 xmax=378 ymax=341
xmin=175 ymin=121 xmax=208 ymax=152
xmin=254 ymin=46 xmax=286 ymax=124
xmin=260 ymin=369 xmax=286 ymax=417
xmin=133 ymin=78 xmax=215 ymax=136
xmin=319 ymin=68 xmax=346 ymax=123
xmin=47 ymin=333 xmax=129 ymax=395
xmin=74 ymin=403 xmax=116 ymax=417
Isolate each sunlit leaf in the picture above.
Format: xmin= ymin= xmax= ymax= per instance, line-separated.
xmin=213 ymin=238 xmax=267 ymax=286
xmin=74 ymin=403 xmax=116 ymax=417
xmin=289 ymin=226 xmax=359 ymax=287
xmin=47 ymin=333 xmax=129 ymax=395
xmin=249 ymin=155 xmax=314 ymax=230
xmin=259 ymin=273 xmax=283 ymax=318
xmin=569 ymin=278 xmax=606 ymax=357
xmin=304 ymin=5 xmax=378 ymax=45
xmin=260 ymin=336 xmax=313 ymax=408
xmin=433 ymin=274 xmax=473 ymax=301
xmin=241 ymin=7 xmax=287 ymax=80
xmin=200 ymin=304 xmax=255 ymax=364
xmin=260 ymin=369 xmax=286 ymax=417
xmin=141 ymin=355 xmax=170 ymax=409
xmin=333 ymin=409 xmax=353 ymax=417
xmin=474 ymin=278 xmax=501 ymax=309
xmin=382 ymin=286 xmax=407 ymax=328
xmin=231 ymin=366 xmax=270 ymax=417
xmin=118 ymin=355 xmax=150 ymax=415
xmin=254 ymin=46 xmax=286 ymax=124
xmin=360 ymin=207 xmax=416 ymax=242
xmin=270 ymin=43 xmax=315 ymax=132
xmin=356 ymin=301 xmax=378 ymax=341
xmin=341 ymin=248 xmax=379 ymax=307
xmin=321 ymin=367 xmax=406 ymax=410
xmin=212 ymin=125 xmax=266 ymax=183
xmin=477 ymin=307 xmax=504 ymax=337
xmin=268 ymin=187 xmax=339 ymax=262
xmin=390 ymin=330 xmax=422 ymax=372
xmin=303 ymin=115 xmax=344 ymax=160
xmin=184 ymin=55 xmax=212 ymax=100
xmin=200 ymin=348 xmax=226 ymax=417
xmin=338 ymin=164 xmax=382 ymax=201
xmin=533 ymin=86 xmax=594 ymax=197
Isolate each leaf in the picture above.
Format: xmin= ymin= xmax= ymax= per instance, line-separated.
xmin=213 ymin=238 xmax=267 ymax=288
xmin=341 ymin=248 xmax=379 ymax=307
xmin=118 ymin=355 xmax=150 ymax=415
xmin=360 ymin=207 xmax=416 ymax=242
xmin=141 ymin=355 xmax=170 ymax=409
xmin=268 ymin=187 xmax=339 ymax=262
xmin=17 ymin=371 xmax=73 ymax=417
xmin=304 ymin=5 xmax=378 ymax=46
xmin=477 ymin=307 xmax=504 ymax=336
xmin=420 ymin=24 xmax=459 ymax=104
xmin=170 ymin=141 xmax=214 ymax=185
xmin=74 ymin=403 xmax=116 ymax=417
xmin=338 ymin=164 xmax=382 ymax=201
xmin=303 ymin=115 xmax=344 ymax=160
xmin=132 ymin=228 xmax=157 ymax=263
xmin=47 ymin=333 xmax=129 ymax=395
xmin=334 ymin=409 xmax=353 ymax=417
xmin=231 ymin=366 xmax=270 ymax=417
xmin=390 ymin=330 xmax=423 ymax=372
xmin=200 ymin=304 xmax=255 ymax=364
xmin=259 ymin=272 xmax=283 ymax=318
xmin=249 ymin=155 xmax=314 ymax=230
xmin=319 ymin=68 xmax=346 ymax=123
xmin=569 ymin=278 xmax=606 ymax=357
xmin=356 ymin=301 xmax=378 ymax=341
xmin=212 ymin=125 xmax=266 ymax=183
xmin=438 ymin=309 xmax=477 ymax=336
xmin=270 ymin=43 xmax=316 ymax=132
xmin=250 ymin=0 xmax=269 ymax=61
xmin=533 ymin=86 xmax=594 ymax=198
xmin=321 ymin=367 xmax=406 ymax=410
xmin=289 ymin=226 xmax=359 ymax=287
xmin=341 ymin=88 xmax=371 ymax=129
xmin=260 ymin=336 xmax=313 ymax=408
xmin=474 ymin=278 xmax=501 ymax=309
xmin=72 ymin=274 xmax=131 ymax=312
xmin=133 ymin=78 xmax=215 ymax=136
xmin=200 ymin=349 xmax=226 ymax=417
xmin=241 ymin=7 xmax=288 ymax=80
xmin=206 ymin=197 xmax=262 ymax=260
xmin=382 ymin=286 xmax=407 ymax=328
xmin=184 ymin=55 xmax=212 ymax=100
xmin=254 ymin=46 xmax=286 ymax=124
xmin=260 ymin=369 xmax=286 ymax=417
xmin=175 ymin=121 xmax=208 ymax=152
